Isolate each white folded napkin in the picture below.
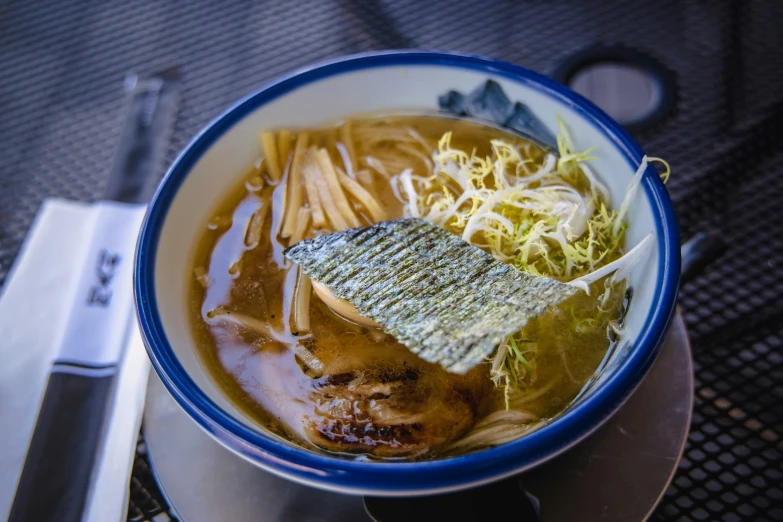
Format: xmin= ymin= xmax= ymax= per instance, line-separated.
xmin=0 ymin=198 xmax=150 ymax=522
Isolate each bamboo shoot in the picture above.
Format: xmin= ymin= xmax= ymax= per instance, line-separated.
xmin=336 ymin=167 xmax=387 ymax=222
xmin=315 ymin=149 xmax=360 ymax=228
xmin=259 ymin=131 xmax=282 ymax=181
xmin=280 ymin=133 xmax=310 ymax=237
xmin=301 ymin=149 xmax=328 ymax=228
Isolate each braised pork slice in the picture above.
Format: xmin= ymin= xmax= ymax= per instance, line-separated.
xmin=304 ymin=367 xmax=485 ymax=457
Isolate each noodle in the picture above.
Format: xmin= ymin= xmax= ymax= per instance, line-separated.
xmin=291 ymin=266 xmax=312 ymax=333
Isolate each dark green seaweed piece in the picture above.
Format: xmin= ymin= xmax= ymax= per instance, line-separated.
xmin=438 ymin=79 xmax=558 ymax=150
xmin=284 ymin=218 xmax=576 ymax=374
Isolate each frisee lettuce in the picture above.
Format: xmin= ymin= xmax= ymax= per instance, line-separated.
xmin=393 ymin=119 xmax=668 ymax=405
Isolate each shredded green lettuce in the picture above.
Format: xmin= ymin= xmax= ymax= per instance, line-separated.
xmin=393 ymin=118 xmax=668 ymax=405
xmin=493 ymin=334 xmax=537 ymax=409
xmin=406 ymin=121 xmax=623 ymax=281
xmin=648 ymin=156 xmax=671 ymax=183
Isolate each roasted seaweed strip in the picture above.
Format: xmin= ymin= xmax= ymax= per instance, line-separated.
xmin=284 ymin=218 xmax=576 ymax=373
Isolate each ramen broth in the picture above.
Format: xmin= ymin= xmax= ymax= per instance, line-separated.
xmin=188 ymin=115 xmax=625 ymax=459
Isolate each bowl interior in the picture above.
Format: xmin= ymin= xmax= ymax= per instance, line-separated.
xmin=146 ymin=60 xmax=669 ymax=454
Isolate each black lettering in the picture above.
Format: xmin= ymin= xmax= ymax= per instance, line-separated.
xmin=87 ymin=287 xmax=112 ymax=307
xmin=96 ymin=250 xmax=121 ymax=286
xmin=86 ymin=249 xmax=121 ymax=307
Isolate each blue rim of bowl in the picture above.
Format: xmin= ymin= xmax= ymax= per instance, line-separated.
xmin=134 ymin=50 xmax=680 ymax=495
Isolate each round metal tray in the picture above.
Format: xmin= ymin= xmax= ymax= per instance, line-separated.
xmin=143 ymin=313 xmax=692 ymax=522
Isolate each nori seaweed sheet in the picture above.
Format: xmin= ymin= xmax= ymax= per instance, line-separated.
xmin=284 ymin=218 xmax=576 ymax=373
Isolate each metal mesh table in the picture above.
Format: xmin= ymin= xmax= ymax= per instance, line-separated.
xmin=0 ymin=1 xmax=781 ymax=520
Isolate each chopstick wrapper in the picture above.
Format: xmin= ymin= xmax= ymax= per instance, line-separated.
xmin=0 ymin=198 xmax=149 ymax=522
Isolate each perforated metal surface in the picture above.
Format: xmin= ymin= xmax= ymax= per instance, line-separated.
xmin=1 ymin=1 xmax=782 ymax=521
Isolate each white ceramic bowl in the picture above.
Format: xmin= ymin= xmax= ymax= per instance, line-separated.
xmin=135 ymin=51 xmax=680 ymax=496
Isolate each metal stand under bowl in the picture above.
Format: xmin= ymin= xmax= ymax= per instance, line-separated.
xmin=143 ymin=313 xmax=692 ymax=522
